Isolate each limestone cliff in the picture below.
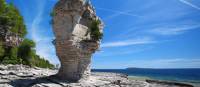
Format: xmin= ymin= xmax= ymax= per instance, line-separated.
xmin=52 ymin=0 xmax=103 ymax=81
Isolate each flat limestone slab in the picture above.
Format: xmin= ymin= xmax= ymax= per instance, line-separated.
xmin=0 ymin=65 xmax=195 ymax=87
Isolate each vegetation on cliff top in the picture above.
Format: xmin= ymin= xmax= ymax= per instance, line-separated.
xmin=90 ymin=19 xmax=103 ymax=41
xmin=0 ymin=0 xmax=54 ymax=69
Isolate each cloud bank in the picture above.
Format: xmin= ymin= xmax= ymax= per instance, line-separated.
xmin=101 ymin=37 xmax=155 ymax=48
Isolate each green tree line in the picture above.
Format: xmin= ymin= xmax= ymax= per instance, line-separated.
xmin=0 ymin=0 xmax=55 ymax=69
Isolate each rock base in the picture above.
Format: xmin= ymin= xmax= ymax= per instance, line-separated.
xmin=0 ymin=65 xmax=195 ymax=87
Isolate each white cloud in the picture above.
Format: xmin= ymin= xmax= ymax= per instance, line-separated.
xmin=179 ymin=0 xmax=200 ymax=10
xmin=150 ymin=24 xmax=200 ymax=35
xmin=95 ymin=46 xmax=153 ymax=57
xmin=30 ymin=0 xmax=45 ymax=42
xmin=30 ymin=0 xmax=59 ymax=65
xmin=96 ymin=7 xmax=141 ymax=18
xmin=101 ymin=37 xmax=155 ymax=48
xmin=102 ymin=10 xmax=134 ymax=21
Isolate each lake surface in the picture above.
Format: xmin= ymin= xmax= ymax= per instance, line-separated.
xmin=92 ymin=68 xmax=200 ymax=84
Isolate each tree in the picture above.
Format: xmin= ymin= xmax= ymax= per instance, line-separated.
xmin=2 ymin=47 xmax=20 ymax=64
xmin=5 ymin=3 xmax=27 ymax=37
xmin=0 ymin=0 xmax=6 ymax=14
xmin=0 ymin=41 xmax=5 ymax=61
xmin=0 ymin=0 xmax=27 ymax=38
xmin=17 ymin=39 xmax=35 ymax=65
xmin=0 ymin=0 xmax=55 ymax=69
xmin=31 ymin=55 xmax=55 ymax=69
xmin=0 ymin=0 xmax=27 ymax=63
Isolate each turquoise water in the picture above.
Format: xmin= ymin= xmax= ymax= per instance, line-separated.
xmin=92 ymin=68 xmax=200 ymax=84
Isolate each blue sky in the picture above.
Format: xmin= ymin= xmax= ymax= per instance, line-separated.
xmin=6 ymin=0 xmax=200 ymax=69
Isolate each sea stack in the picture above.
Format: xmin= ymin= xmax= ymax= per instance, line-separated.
xmin=52 ymin=0 xmax=103 ymax=81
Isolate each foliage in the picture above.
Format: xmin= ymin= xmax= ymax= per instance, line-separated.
xmin=31 ymin=55 xmax=55 ymax=69
xmin=0 ymin=41 xmax=5 ymax=59
xmin=50 ymin=10 xmax=56 ymax=17
xmin=0 ymin=0 xmax=55 ymax=69
xmin=49 ymin=10 xmax=55 ymax=24
xmin=0 ymin=1 xmax=27 ymax=37
xmin=7 ymin=4 xmax=27 ymax=37
xmin=0 ymin=0 xmax=6 ymax=14
xmin=17 ymin=39 xmax=35 ymax=65
xmin=90 ymin=19 xmax=103 ymax=41
xmin=17 ymin=39 xmax=54 ymax=68
xmin=2 ymin=47 xmax=20 ymax=64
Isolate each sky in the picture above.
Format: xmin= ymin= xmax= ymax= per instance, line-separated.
xmin=6 ymin=0 xmax=200 ymax=69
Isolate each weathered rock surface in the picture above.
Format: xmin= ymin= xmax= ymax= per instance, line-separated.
xmin=52 ymin=0 xmax=103 ymax=81
xmin=0 ymin=65 xmax=195 ymax=87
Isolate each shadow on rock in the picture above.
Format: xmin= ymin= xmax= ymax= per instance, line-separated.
xmin=9 ymin=75 xmax=74 ymax=87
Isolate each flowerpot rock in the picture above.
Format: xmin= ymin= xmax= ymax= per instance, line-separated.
xmin=52 ymin=0 xmax=103 ymax=81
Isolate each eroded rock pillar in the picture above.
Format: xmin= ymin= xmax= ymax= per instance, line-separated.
xmin=52 ymin=0 xmax=103 ymax=81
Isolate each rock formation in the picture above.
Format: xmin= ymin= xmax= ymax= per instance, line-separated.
xmin=1 ymin=65 xmax=195 ymax=87
xmin=52 ymin=0 xmax=103 ymax=81
xmin=0 ymin=29 xmax=22 ymax=47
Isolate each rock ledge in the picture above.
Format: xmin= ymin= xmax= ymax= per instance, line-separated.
xmin=0 ymin=65 xmax=194 ymax=87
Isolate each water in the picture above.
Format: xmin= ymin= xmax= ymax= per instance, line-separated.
xmin=92 ymin=68 xmax=200 ymax=84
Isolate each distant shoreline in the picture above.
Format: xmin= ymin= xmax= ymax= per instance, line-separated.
xmin=92 ymin=68 xmax=200 ymax=82
xmin=92 ymin=68 xmax=200 ymax=87
xmin=128 ymin=75 xmax=199 ymax=87
xmin=128 ymin=74 xmax=200 ymax=83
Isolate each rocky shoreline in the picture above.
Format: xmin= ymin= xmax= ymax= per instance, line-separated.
xmin=0 ymin=65 xmax=195 ymax=87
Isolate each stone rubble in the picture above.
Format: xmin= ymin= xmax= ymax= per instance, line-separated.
xmin=0 ymin=65 xmax=195 ymax=87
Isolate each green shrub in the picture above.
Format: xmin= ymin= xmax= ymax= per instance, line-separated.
xmin=31 ymin=55 xmax=55 ymax=69
xmin=90 ymin=19 xmax=103 ymax=41
xmin=50 ymin=10 xmax=56 ymax=17
xmin=0 ymin=0 xmax=55 ymax=69
xmin=0 ymin=41 xmax=5 ymax=60
xmin=17 ymin=39 xmax=35 ymax=65
xmin=49 ymin=10 xmax=55 ymax=24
